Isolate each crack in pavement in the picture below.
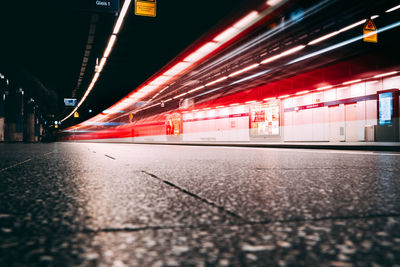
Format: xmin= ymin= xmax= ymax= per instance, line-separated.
xmin=141 ymin=170 xmax=248 ymax=223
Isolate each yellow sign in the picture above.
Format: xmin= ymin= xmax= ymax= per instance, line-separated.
xmin=363 ymin=19 xmax=377 ymax=43
xmin=74 ymin=111 xmax=79 ymax=118
xmin=135 ymin=0 xmax=156 ymax=17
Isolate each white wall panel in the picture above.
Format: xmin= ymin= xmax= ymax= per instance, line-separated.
xmin=383 ymin=76 xmax=400 ymax=90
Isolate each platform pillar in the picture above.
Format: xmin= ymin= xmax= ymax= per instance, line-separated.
xmin=5 ymin=89 xmax=24 ymax=142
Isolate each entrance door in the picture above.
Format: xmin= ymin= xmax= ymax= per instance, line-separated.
xmin=345 ymin=103 xmax=358 ymax=142
xmin=329 ymin=105 xmax=341 ymax=142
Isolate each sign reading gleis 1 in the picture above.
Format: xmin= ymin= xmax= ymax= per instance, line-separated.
xmin=80 ymin=0 xmax=119 ymax=13
xmin=135 ymin=0 xmax=156 ymax=17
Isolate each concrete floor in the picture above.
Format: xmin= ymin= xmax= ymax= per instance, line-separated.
xmin=1 ymin=142 xmax=400 ymax=266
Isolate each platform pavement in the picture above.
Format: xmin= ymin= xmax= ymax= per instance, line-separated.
xmin=1 ymin=142 xmax=400 ymax=266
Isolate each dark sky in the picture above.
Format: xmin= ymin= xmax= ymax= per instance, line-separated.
xmin=0 ymin=0 xmax=261 ymax=123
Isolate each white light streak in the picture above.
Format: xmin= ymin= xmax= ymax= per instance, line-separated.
xmin=342 ymin=79 xmax=361 ymax=85
xmin=266 ymin=0 xmax=283 ymax=6
xmin=92 ymin=72 xmax=100 ymax=84
xmin=205 ymin=76 xmax=228 ymax=86
xmin=97 ymin=57 xmax=107 ymax=73
xmin=317 ymin=85 xmax=333 ymax=90
xmin=278 ymin=94 xmax=290 ymax=99
xmin=164 ymin=62 xmax=192 ymax=76
xmin=196 ymin=42 xmax=220 ymax=54
xmin=308 ymin=31 xmax=340 ymax=45
xmin=288 ymin=20 xmax=400 ymax=65
xmin=104 ymin=35 xmax=117 ymax=58
xmin=373 ymin=71 xmax=398 ymax=78
xmin=214 ymin=27 xmax=240 ymax=42
xmin=233 ymin=11 xmax=259 ymax=29
xmin=386 ymin=4 xmax=400 ymax=13
xmin=173 ymin=92 xmax=188 ymax=99
xmin=261 ymin=45 xmax=305 ymax=64
xmin=263 ymin=97 xmax=276 ymax=101
xmin=187 ymin=85 xmax=205 ymax=93
xmin=149 ymin=75 xmax=170 ymax=85
xmin=113 ymin=0 xmax=132 ymax=34
xmin=296 ymin=90 xmax=310 ymax=95
xmin=228 ymin=63 xmax=259 ymax=77
xmin=308 ymin=19 xmax=366 ymax=45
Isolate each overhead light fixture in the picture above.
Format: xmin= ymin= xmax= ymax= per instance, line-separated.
xmin=261 ymin=45 xmax=305 ymax=64
xmin=373 ymin=71 xmax=398 ymax=78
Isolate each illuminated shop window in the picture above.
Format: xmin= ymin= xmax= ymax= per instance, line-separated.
xmin=250 ymin=101 xmax=280 ymax=136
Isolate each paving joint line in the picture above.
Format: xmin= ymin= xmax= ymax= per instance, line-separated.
xmin=247 ymin=212 xmax=400 ymax=225
xmin=141 ymin=170 xmax=247 ymax=223
xmin=0 ymin=151 xmax=54 ymax=173
xmin=80 ymin=212 xmax=400 ymax=234
xmin=0 ymin=159 xmax=33 ymax=173
xmin=105 ymin=154 xmax=116 ymax=160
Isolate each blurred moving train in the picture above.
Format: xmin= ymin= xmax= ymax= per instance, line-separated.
xmin=60 ymin=0 xmax=400 ymax=143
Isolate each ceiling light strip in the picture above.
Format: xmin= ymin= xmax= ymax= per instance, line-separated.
xmin=61 ymin=0 xmax=132 ymax=123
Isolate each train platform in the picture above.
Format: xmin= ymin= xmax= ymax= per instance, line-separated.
xmin=1 ymin=142 xmax=400 ymax=266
